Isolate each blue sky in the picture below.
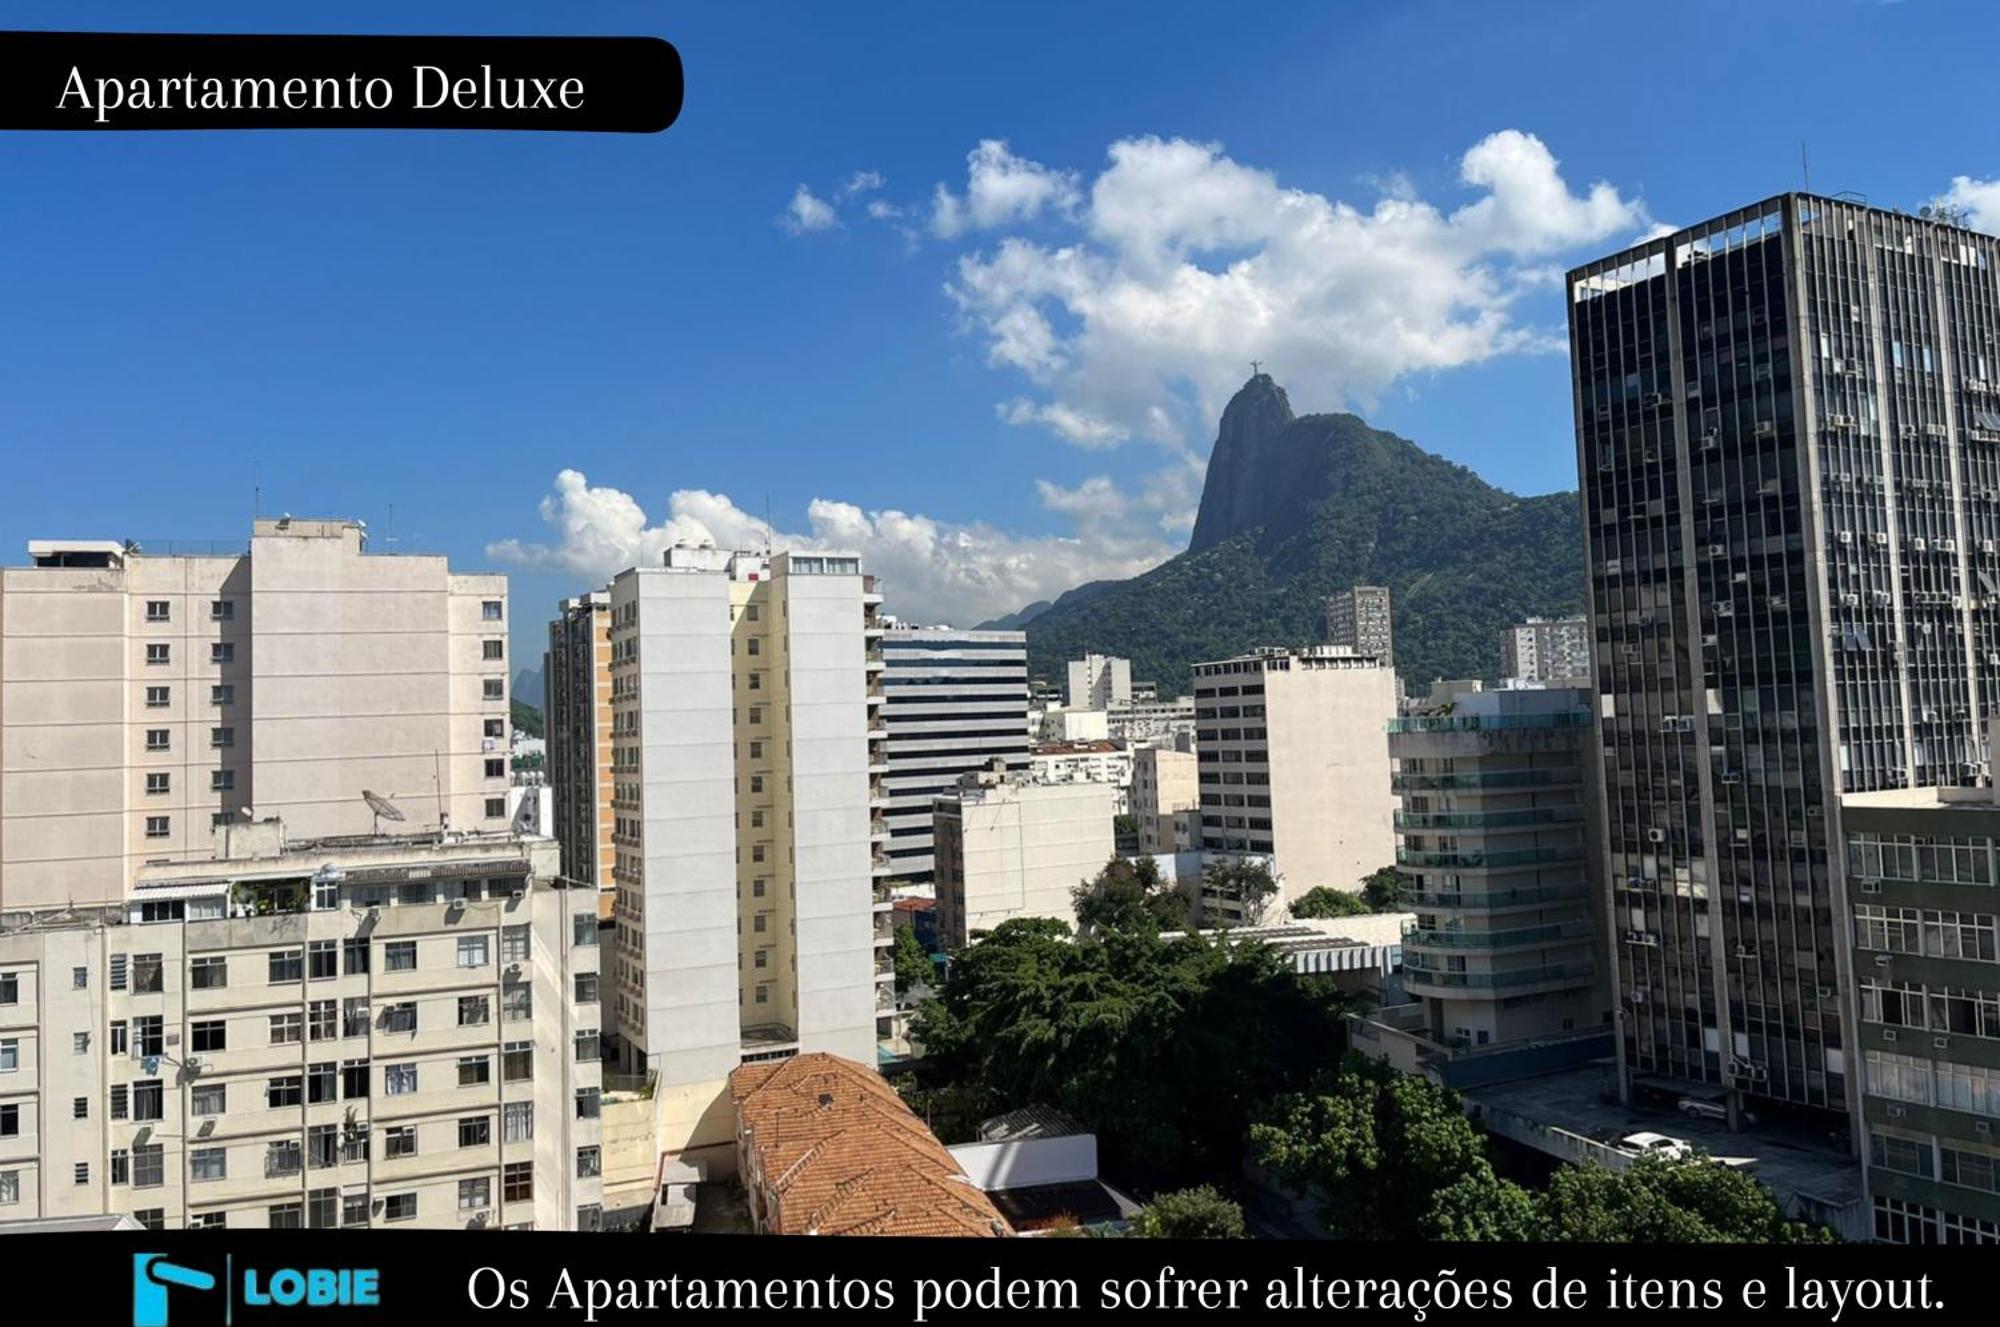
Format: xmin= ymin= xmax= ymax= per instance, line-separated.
xmin=2 ymin=0 xmax=1995 ymax=663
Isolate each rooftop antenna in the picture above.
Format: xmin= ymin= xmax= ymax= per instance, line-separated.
xmin=1800 ymin=142 xmax=1810 ymax=194
xmin=254 ymin=459 xmax=262 ymax=521
xmin=764 ymin=494 xmax=774 ymax=552
xmin=433 ymin=749 xmax=445 ymax=836
xmin=361 ymin=790 xmax=406 ymax=836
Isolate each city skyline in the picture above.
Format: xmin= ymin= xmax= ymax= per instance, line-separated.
xmin=5 ymin=1 xmax=1999 ymax=665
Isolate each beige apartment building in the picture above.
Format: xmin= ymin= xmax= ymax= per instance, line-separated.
xmin=0 ymin=519 xmax=513 ymax=915
xmin=932 ymin=769 xmax=1116 ymax=948
xmin=545 ymin=592 xmax=614 ymax=914
xmin=547 ymin=545 xmax=884 ymax=1173
xmin=1192 ymin=645 xmax=1398 ymax=907
xmin=0 ymin=823 xmax=603 ymax=1231
xmin=1131 ymin=746 xmax=1199 ymax=856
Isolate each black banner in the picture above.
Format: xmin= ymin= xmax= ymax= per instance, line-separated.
xmin=0 ymin=32 xmax=682 ymax=131
xmin=15 ymin=1232 xmax=1984 ymax=1325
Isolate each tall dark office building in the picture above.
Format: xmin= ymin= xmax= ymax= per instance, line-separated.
xmin=1569 ymin=194 xmax=2000 ymax=1123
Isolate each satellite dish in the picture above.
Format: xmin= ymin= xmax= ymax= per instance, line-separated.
xmin=362 ymin=790 xmax=406 ymax=834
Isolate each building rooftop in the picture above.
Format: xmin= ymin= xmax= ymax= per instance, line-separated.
xmin=730 ymin=1053 xmax=1011 ymax=1237
xmin=976 ymin=1105 xmax=1084 ymax=1143
xmin=1030 ymin=740 xmax=1121 ymax=755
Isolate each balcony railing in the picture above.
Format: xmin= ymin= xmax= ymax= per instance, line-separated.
xmin=1403 ymin=920 xmax=1593 ymax=949
xmin=1401 ymin=960 xmax=1596 ymax=990
xmin=1392 ymin=768 xmax=1582 ymax=792
xmin=1404 ymin=883 xmax=1590 ymax=909
xmin=1396 ymin=845 xmax=1584 ymax=870
xmin=1388 ymin=710 xmax=1591 ymax=735
xmin=1394 ymin=806 xmax=1583 ymax=831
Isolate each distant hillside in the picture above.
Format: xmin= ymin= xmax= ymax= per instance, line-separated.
xmin=1019 ymin=374 xmax=1586 ymax=693
xmin=512 ymin=666 xmax=544 ymax=706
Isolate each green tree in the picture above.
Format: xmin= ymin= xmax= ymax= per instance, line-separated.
xmin=510 ymin=698 xmax=544 ymax=739
xmin=891 ymin=925 xmax=933 ymax=996
xmin=1072 ymin=856 xmax=1188 ymax=936
xmin=1536 ymin=1153 xmax=1836 ymax=1243
xmin=1250 ymin=1053 xmax=1496 ymax=1240
xmin=1132 ymin=1186 xmax=1247 ymax=1239
xmin=1290 ymin=885 xmax=1372 ymax=919
xmin=1201 ymin=859 xmax=1279 ymax=926
xmin=1359 ymin=866 xmax=1410 ymax=912
xmin=1420 ymin=1169 xmax=1541 ymax=1242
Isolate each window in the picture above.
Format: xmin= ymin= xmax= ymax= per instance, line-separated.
xmin=133 ymin=1209 xmax=165 ymax=1232
xmin=485 ymin=797 xmax=507 ymax=819
xmin=504 ymin=1161 xmax=533 ymax=1202
xmin=192 ymin=1083 xmax=226 ymax=1116
xmin=485 ymin=757 xmax=505 ymax=779
xmin=458 ymin=1054 xmax=491 ymax=1087
xmin=574 ymin=1030 xmax=600 ymax=1063
xmin=574 ymin=972 xmax=599 ymax=1003
xmin=268 ymin=948 xmax=302 ymax=983
xmin=577 ymin=1204 xmax=603 ymax=1233
xmin=269 ymin=1012 xmax=303 ymax=1046
xmin=343 ymin=998 xmax=371 ymax=1038
xmin=504 ymin=1101 xmax=534 ymax=1142
xmin=307 ymin=1061 xmax=336 ymax=1104
xmin=211 ymin=726 xmax=234 ymax=748
xmin=482 ymin=600 xmax=503 ymax=621
xmin=133 ymin=1079 xmax=165 ymax=1121
xmin=576 ymin=1146 xmax=601 ymax=1180
xmin=211 ymin=599 xmax=234 ymax=621
xmin=0 ymin=974 xmax=14 ymax=1005
xmin=266 ymin=1076 xmax=303 ymax=1109
xmin=573 ymin=914 xmax=597 ymax=947
xmin=73 ymin=1031 xmax=89 ymax=1055
xmin=501 ymin=925 xmax=530 ymax=962
xmin=72 ymin=966 xmax=85 ymax=990
xmin=398 ymin=881 xmax=431 ymax=906
xmin=0 ymin=1041 xmax=16 ymax=1075
xmin=308 ymin=1187 xmax=339 ymax=1230
xmin=110 ymin=1084 xmax=128 ymax=1119
xmin=0 ymin=1172 xmax=17 ymax=1206
xmin=307 ymin=999 xmax=337 ymax=1042
xmin=269 ymin=1201 xmax=303 ymax=1230
xmin=458 ymin=995 xmax=490 ymax=1027
xmin=191 ymin=955 xmax=227 ymax=989
xmin=74 ymin=1162 xmax=90 ymax=1185
xmin=145 ymin=772 xmax=171 ymax=796
xmin=381 ymin=1002 xmax=416 ymax=1033
xmin=459 ymin=1177 xmax=491 ymax=1211
xmin=72 ymin=1096 xmax=87 ymax=1120
xmin=134 ymin=1013 xmax=164 ymax=1054
xmin=145 ymin=600 xmax=171 ymax=622
xmin=503 ymin=984 xmax=532 ymax=1022
xmin=190 ymin=1020 xmax=227 ymax=1053
xmin=384 ymin=1193 xmax=418 ymax=1222
xmin=211 ymin=768 xmax=235 ymax=792
xmin=145 ymin=685 xmax=170 ymax=708
xmin=457 ymin=935 xmax=490 ymax=969
xmin=131 ymin=1144 xmax=164 ymax=1189
xmin=483 ymin=640 xmax=505 ymax=660
xmin=0 ymin=1105 xmax=14 ymax=1137
xmin=575 ymin=1087 xmax=601 ymax=1120
xmin=144 ymin=815 xmax=170 ymax=839
xmin=485 ymin=718 xmax=506 ymax=739
xmin=384 ymin=1063 xmax=418 ymax=1096
xmin=484 ymin=679 xmax=505 ymax=700
xmin=209 ymin=642 xmax=234 ymax=664
xmin=342 ymin=1059 xmax=370 ymax=1099
xmin=383 ymin=941 xmax=417 ymax=972
xmin=190 ymin=1147 xmax=227 ymax=1182
xmin=146 ymin=728 xmax=170 ymax=751
xmin=146 ymin=642 xmax=171 ymax=664
xmin=385 ymin=1126 xmax=417 ymax=1159
xmin=342 ymin=1192 xmax=370 ymax=1227
xmin=458 ymin=1116 xmax=491 ymax=1148
xmin=343 ymin=938 xmax=370 ymax=974
xmin=503 ymin=1041 xmax=534 ymax=1083
xmin=211 ymin=683 xmax=234 ymax=706
xmin=309 ymin=939 xmax=337 ymax=979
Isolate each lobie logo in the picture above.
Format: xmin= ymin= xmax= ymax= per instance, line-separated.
xmin=133 ymin=1254 xmax=216 ymax=1327
xmin=242 ymin=1267 xmax=381 ymax=1309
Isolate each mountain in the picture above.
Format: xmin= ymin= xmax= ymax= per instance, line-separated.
xmin=973 ymin=580 xmax=1118 ymax=632
xmin=1020 ymin=373 xmax=1586 ymax=694
xmin=512 ymin=667 xmax=544 ymax=707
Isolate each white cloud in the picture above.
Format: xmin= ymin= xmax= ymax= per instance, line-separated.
xmin=939 ymin=129 xmax=1646 ymax=447
xmin=839 ymin=170 xmax=885 ymax=199
xmin=779 ymin=184 xmax=838 ymax=235
xmin=488 ymin=470 xmax=1174 ymax=627
xmin=931 ymin=139 xmax=1082 ymax=239
xmin=1930 ymin=176 xmax=2000 ymax=234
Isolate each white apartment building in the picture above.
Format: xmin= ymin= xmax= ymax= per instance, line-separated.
xmin=0 ymin=824 xmax=602 ymax=1231
xmin=1131 ymin=747 xmax=1199 ymax=857
xmin=877 ymin=626 xmax=1029 ymax=892
xmin=932 ymin=771 xmax=1116 ymax=948
xmin=0 ymin=520 xmax=513 ymax=915
xmin=1064 ymin=654 xmax=1131 ymax=711
xmin=1192 ymin=646 xmax=1398 ymax=906
xmin=552 ymin=545 xmax=881 ymax=1172
xmin=1107 ymin=694 xmax=1196 ymax=748
xmin=1498 ymin=616 xmax=1591 ymax=686
xmin=1033 ymin=707 xmax=1109 ymax=743
xmin=1027 ymin=740 xmax=1133 ymax=816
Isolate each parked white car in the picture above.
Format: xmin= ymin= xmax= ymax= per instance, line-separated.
xmin=1619 ymin=1131 xmax=1695 ymax=1161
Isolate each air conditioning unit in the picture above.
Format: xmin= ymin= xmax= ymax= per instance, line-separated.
xmin=1827 ymin=413 xmax=1855 ymax=429
xmin=1939 ymin=538 xmax=1958 ymax=553
xmin=1934 ymin=1036 xmax=1950 ymax=1050
xmin=1641 ymin=392 xmax=1666 ymax=408
xmin=1887 ymin=1103 xmax=1907 ymax=1118
xmin=1714 ymin=602 xmax=1735 ymax=617
xmin=1837 ymin=532 xmax=1854 ymax=547
xmin=1647 ymin=828 xmax=1668 ymax=843
xmin=1817 ymin=985 xmax=1836 ymax=999
xmin=1753 ymin=420 xmax=1775 ymax=436
xmin=1913 ymin=537 xmax=1929 ymax=552
xmin=1874 ymin=951 xmax=1892 ymax=965
xmin=1977 ymin=1120 xmax=1993 ymax=1135
xmin=1984 ymin=540 xmax=1996 ymax=555
xmin=1871 ymin=532 xmax=1891 ymax=546
xmin=1840 ymin=592 xmax=1860 ymax=607
xmin=1706 ymin=543 xmax=1727 ymax=558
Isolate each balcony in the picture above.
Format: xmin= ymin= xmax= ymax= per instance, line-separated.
xmin=1403 ymin=920 xmax=1593 ymax=950
xmin=862 ymin=576 xmax=884 ymax=607
xmin=871 ymin=852 xmax=895 ymax=876
xmin=1395 ymin=844 xmax=1584 ymax=871
xmin=1392 ymin=768 xmax=1582 ymax=793
xmin=1388 ymin=711 xmax=1591 ymax=735
xmin=1401 ymin=959 xmax=1596 ymax=993
xmin=1403 ymin=883 xmax=1590 ymax=911
xmin=1394 ymin=806 xmax=1583 ymax=831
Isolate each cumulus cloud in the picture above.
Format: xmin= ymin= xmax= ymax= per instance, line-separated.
xmin=779 ymin=184 xmax=838 ymax=234
xmin=939 ymin=129 xmax=1646 ymax=447
xmin=1930 ymin=176 xmax=2000 ymax=234
xmin=839 ymin=170 xmax=885 ymax=199
xmin=931 ymin=140 xmax=1082 ymax=238
xmin=488 ymin=470 xmax=1175 ymax=627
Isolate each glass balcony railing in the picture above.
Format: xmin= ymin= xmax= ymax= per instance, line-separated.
xmin=1395 ymin=844 xmax=1584 ymax=870
xmin=1403 ymin=920 xmax=1593 ymax=949
xmin=1391 ymin=768 xmax=1582 ymax=792
xmin=1401 ymin=960 xmax=1596 ymax=990
xmin=1388 ymin=710 xmax=1591 ymax=735
xmin=1403 ymin=883 xmax=1590 ymax=909
xmin=1394 ymin=806 xmax=1583 ymax=830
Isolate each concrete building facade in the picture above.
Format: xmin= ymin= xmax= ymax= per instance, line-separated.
xmin=0 ymin=520 xmax=512 ymax=915
xmin=1192 ymin=646 xmax=1398 ymax=906
xmin=545 ymin=593 xmax=614 ymax=908
xmin=1064 ymin=654 xmax=1131 ymax=711
xmin=1326 ymin=586 xmax=1394 ymax=666
xmin=1131 ymin=747 xmax=1199 ymax=857
xmin=0 ymin=825 xmax=602 ymax=1231
xmin=1499 ymin=616 xmax=1592 ymax=685
xmin=1391 ymin=686 xmax=1609 ymax=1050
xmin=932 ymin=771 xmax=1116 ymax=949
